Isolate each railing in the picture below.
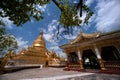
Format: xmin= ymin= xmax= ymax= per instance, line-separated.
xmin=64 ymin=62 xmax=81 ymax=71
xmin=104 ymin=61 xmax=120 ymax=70
xmin=69 ymin=63 xmax=80 ymax=68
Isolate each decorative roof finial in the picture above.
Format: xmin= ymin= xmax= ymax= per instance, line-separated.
xmin=80 ymin=29 xmax=83 ymax=34
xmin=40 ymin=31 xmax=43 ymax=35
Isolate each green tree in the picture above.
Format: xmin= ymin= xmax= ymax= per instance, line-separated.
xmin=52 ymin=0 xmax=93 ymax=27
xmin=0 ymin=0 xmax=93 ymax=27
xmin=0 ymin=26 xmax=18 ymax=56
xmin=0 ymin=0 xmax=50 ymax=26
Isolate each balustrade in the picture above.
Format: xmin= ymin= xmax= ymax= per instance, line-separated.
xmin=104 ymin=61 xmax=120 ymax=70
xmin=65 ymin=62 xmax=80 ymax=71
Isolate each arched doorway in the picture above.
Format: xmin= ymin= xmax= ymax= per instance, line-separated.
xmin=45 ymin=61 xmax=48 ymax=67
xmin=101 ymin=46 xmax=120 ymax=61
xmin=68 ymin=52 xmax=79 ymax=64
xmin=82 ymin=49 xmax=100 ymax=69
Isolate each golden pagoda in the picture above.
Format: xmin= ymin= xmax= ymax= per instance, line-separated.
xmin=11 ymin=32 xmax=50 ymax=67
xmin=5 ymin=32 xmax=65 ymax=68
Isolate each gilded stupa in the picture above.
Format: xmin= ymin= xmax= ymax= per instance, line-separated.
xmin=6 ymin=32 xmax=65 ymax=67
xmin=12 ymin=32 xmax=50 ymax=66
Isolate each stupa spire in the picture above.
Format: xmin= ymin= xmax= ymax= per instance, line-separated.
xmin=32 ymin=32 xmax=46 ymax=47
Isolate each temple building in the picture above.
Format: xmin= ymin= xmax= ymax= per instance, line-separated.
xmin=60 ymin=31 xmax=120 ymax=71
xmin=6 ymin=32 xmax=63 ymax=67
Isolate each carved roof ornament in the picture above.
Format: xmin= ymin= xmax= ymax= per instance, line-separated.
xmin=51 ymin=49 xmax=55 ymax=54
xmin=70 ymin=31 xmax=101 ymax=44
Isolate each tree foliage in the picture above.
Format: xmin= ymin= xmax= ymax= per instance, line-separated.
xmin=0 ymin=0 xmax=93 ymax=27
xmin=0 ymin=0 xmax=50 ymax=26
xmin=52 ymin=0 xmax=93 ymax=28
xmin=51 ymin=0 xmax=93 ymax=39
xmin=0 ymin=26 xmax=18 ymax=55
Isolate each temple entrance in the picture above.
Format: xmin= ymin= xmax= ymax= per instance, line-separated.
xmin=82 ymin=49 xmax=100 ymax=69
xmin=101 ymin=46 xmax=120 ymax=61
xmin=45 ymin=61 xmax=48 ymax=67
xmin=68 ymin=52 xmax=79 ymax=64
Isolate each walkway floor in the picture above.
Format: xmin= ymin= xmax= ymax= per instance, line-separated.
xmin=0 ymin=67 xmax=120 ymax=80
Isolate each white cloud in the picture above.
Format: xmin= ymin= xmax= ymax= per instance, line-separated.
xmin=43 ymin=33 xmax=54 ymax=42
xmin=49 ymin=45 xmax=66 ymax=57
xmin=43 ymin=19 xmax=59 ymax=43
xmin=63 ymin=35 xmax=76 ymax=40
xmin=16 ymin=37 xmax=28 ymax=52
xmin=0 ymin=17 xmax=13 ymax=29
xmin=95 ymin=0 xmax=120 ymax=32
xmin=50 ymin=46 xmax=59 ymax=51
xmin=48 ymin=25 xmax=56 ymax=32
xmin=85 ymin=0 xmax=95 ymax=6
xmin=37 ymin=5 xmax=47 ymax=12
xmin=89 ymin=14 xmax=96 ymax=23
xmin=43 ymin=19 xmax=61 ymax=54
xmin=48 ymin=20 xmax=58 ymax=32
xmin=38 ymin=27 xmax=47 ymax=33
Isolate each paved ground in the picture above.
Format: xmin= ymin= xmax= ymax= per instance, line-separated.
xmin=0 ymin=67 xmax=120 ymax=80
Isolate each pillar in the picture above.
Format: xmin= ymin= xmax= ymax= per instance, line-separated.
xmin=115 ymin=45 xmax=120 ymax=55
xmin=113 ymin=44 xmax=120 ymax=60
xmin=63 ymin=50 xmax=69 ymax=68
xmin=94 ymin=45 xmax=106 ymax=70
xmin=78 ymin=50 xmax=84 ymax=69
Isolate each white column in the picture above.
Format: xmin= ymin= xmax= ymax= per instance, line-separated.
xmin=78 ymin=50 xmax=82 ymax=60
xmin=114 ymin=45 xmax=120 ymax=59
xmin=116 ymin=46 xmax=120 ymax=54
xmin=65 ymin=58 xmax=68 ymax=61
xmin=65 ymin=52 xmax=68 ymax=61
xmin=94 ymin=45 xmax=106 ymax=70
xmin=78 ymin=50 xmax=84 ymax=69
xmin=94 ymin=45 xmax=101 ymax=59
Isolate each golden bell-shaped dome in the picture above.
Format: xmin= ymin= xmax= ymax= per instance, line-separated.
xmin=33 ymin=32 xmax=46 ymax=47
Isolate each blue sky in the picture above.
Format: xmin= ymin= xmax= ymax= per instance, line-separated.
xmin=2 ymin=0 xmax=120 ymax=57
